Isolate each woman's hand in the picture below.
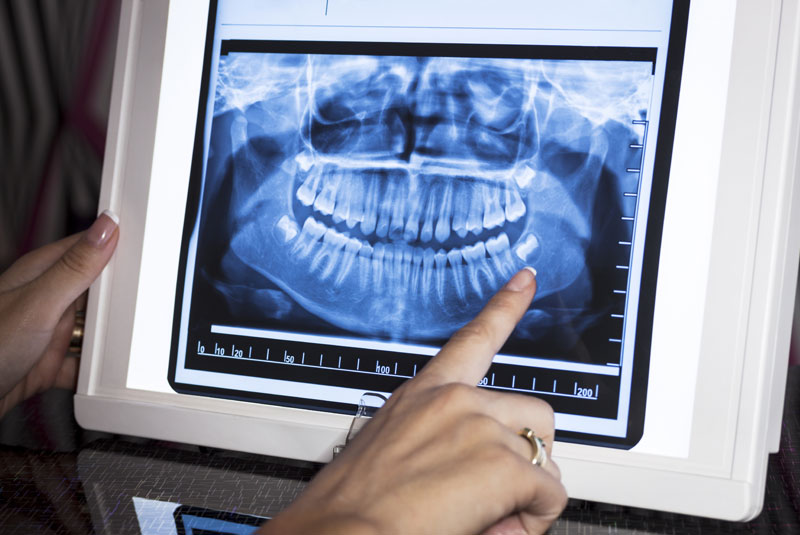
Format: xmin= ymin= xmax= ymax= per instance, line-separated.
xmin=0 ymin=212 xmax=119 ymax=417
xmin=262 ymin=268 xmax=567 ymax=535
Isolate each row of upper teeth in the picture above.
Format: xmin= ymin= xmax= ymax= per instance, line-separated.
xmin=277 ymin=215 xmax=539 ymax=299
xmin=295 ymin=167 xmax=530 ymax=244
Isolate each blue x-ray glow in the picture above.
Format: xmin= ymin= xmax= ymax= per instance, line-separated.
xmin=204 ymin=53 xmax=653 ymax=343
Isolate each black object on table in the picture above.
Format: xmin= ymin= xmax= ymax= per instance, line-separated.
xmin=1 ymin=367 xmax=798 ymax=535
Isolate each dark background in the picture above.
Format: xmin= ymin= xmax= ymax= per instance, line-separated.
xmin=0 ymin=0 xmax=119 ymax=449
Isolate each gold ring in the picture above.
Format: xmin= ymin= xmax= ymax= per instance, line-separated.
xmin=518 ymin=428 xmax=548 ymax=467
xmin=69 ymin=310 xmax=85 ymax=355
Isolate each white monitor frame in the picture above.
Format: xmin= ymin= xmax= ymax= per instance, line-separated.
xmin=76 ymin=0 xmax=800 ymax=521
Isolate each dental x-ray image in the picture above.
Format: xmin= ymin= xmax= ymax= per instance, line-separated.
xmin=188 ymin=42 xmax=655 ymax=364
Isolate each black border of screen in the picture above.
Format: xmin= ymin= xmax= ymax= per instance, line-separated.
xmin=167 ymin=0 xmax=691 ymax=450
xmin=173 ymin=504 xmax=266 ymax=535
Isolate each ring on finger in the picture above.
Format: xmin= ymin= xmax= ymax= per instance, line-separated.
xmin=69 ymin=310 xmax=85 ymax=355
xmin=518 ymin=427 xmax=548 ymax=467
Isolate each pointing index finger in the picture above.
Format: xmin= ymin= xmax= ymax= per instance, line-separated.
xmin=420 ymin=267 xmax=537 ymax=385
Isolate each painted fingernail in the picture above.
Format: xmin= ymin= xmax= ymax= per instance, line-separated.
xmin=506 ymin=267 xmax=537 ymax=291
xmin=85 ymin=210 xmax=119 ymax=247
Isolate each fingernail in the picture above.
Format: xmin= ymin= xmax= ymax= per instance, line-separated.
xmin=85 ymin=210 xmax=119 ymax=247
xmin=505 ymin=267 xmax=537 ymax=291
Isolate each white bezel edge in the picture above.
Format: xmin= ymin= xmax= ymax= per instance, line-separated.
xmin=74 ymin=0 xmax=800 ymax=521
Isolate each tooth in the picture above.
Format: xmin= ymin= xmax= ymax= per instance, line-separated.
xmin=482 ymin=187 xmax=505 ymax=230
xmin=332 ymin=177 xmax=352 ymax=225
xmin=404 ymin=203 xmax=422 ymax=242
xmin=466 ymin=185 xmax=484 ymax=235
xmin=410 ymin=247 xmax=424 ymax=296
xmin=434 ymin=249 xmax=448 ymax=304
xmin=462 ymin=242 xmax=496 ymax=298
xmin=421 ymin=248 xmax=436 ymax=296
xmin=390 ymin=179 xmax=407 ymax=240
xmin=383 ymin=244 xmax=398 ymax=293
xmin=451 ymin=181 xmax=470 ymax=239
xmin=360 ymin=175 xmax=379 ymax=235
xmin=312 ymin=229 xmax=347 ymax=279
xmin=295 ymin=151 xmax=314 ymax=172
xmin=357 ymin=243 xmax=373 ymax=290
xmin=291 ymin=217 xmax=326 ymax=258
xmin=334 ymin=237 xmax=363 ymax=288
xmin=398 ymin=243 xmax=413 ymax=292
xmin=296 ymin=167 xmax=322 ymax=207
xmin=420 ymin=185 xmax=438 ymax=243
xmin=333 ymin=174 xmax=358 ymax=228
xmin=372 ymin=243 xmax=385 ymax=290
xmin=376 ymin=179 xmax=395 ymax=239
xmin=514 ymin=165 xmax=536 ymax=189
xmin=346 ymin=174 xmax=365 ymax=229
xmin=435 ymin=181 xmax=453 ymax=243
xmin=486 ymin=233 xmax=515 ymax=279
xmin=504 ymin=186 xmax=527 ymax=222
xmin=403 ymin=174 xmax=425 ymax=243
xmin=274 ymin=215 xmax=300 ymax=243
xmin=314 ymin=171 xmax=341 ymax=216
xmin=447 ymin=249 xmax=467 ymax=302
xmin=514 ymin=233 xmax=540 ymax=262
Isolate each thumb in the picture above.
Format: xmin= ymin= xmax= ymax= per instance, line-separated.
xmin=27 ymin=211 xmax=119 ymax=327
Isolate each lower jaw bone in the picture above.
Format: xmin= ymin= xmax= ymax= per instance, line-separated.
xmin=229 ymin=142 xmax=589 ymax=341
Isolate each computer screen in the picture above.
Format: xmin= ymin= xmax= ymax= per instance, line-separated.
xmin=163 ymin=0 xmax=689 ymax=449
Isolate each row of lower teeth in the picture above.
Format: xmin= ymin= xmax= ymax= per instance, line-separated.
xmin=277 ymin=215 xmax=539 ymax=298
xmin=295 ymin=167 xmax=528 ymax=244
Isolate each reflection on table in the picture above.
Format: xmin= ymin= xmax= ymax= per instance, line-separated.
xmin=0 ymin=367 xmax=798 ymax=534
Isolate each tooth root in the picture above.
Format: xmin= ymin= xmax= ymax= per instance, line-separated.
xmin=334 ymin=237 xmax=363 ymax=288
xmin=462 ymin=242 xmax=496 ymax=298
xmin=435 ymin=181 xmax=453 ymax=243
xmin=398 ymin=244 xmax=413 ymax=294
xmin=410 ymin=248 xmax=424 ymax=296
xmin=483 ymin=187 xmax=505 ymax=230
xmin=466 ymin=185 xmax=484 ymax=235
xmin=346 ymin=175 xmax=365 ymax=229
xmin=297 ymin=168 xmax=322 ymax=207
xmin=383 ymin=244 xmax=397 ymax=293
xmin=360 ymin=175 xmax=379 ymax=235
xmin=390 ymin=180 xmax=407 ymax=240
xmin=291 ymin=217 xmax=326 ymax=258
xmin=421 ymin=248 xmax=436 ymax=296
xmin=372 ymin=243 xmax=385 ymax=290
xmin=504 ymin=186 xmax=527 ymax=222
xmin=451 ymin=181 xmax=470 ymax=239
xmin=314 ymin=172 xmax=341 ymax=216
xmin=486 ymin=233 xmax=515 ymax=279
xmin=434 ymin=250 xmax=448 ymax=304
xmin=313 ymin=229 xmax=348 ymax=280
xmin=514 ymin=165 xmax=536 ymax=189
xmin=358 ymin=244 xmax=373 ymax=291
xmin=376 ymin=179 xmax=395 ymax=239
xmin=274 ymin=215 xmax=300 ymax=244
xmin=420 ymin=185 xmax=439 ymax=243
xmin=446 ymin=249 xmax=467 ymax=302
xmin=514 ymin=233 xmax=540 ymax=262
